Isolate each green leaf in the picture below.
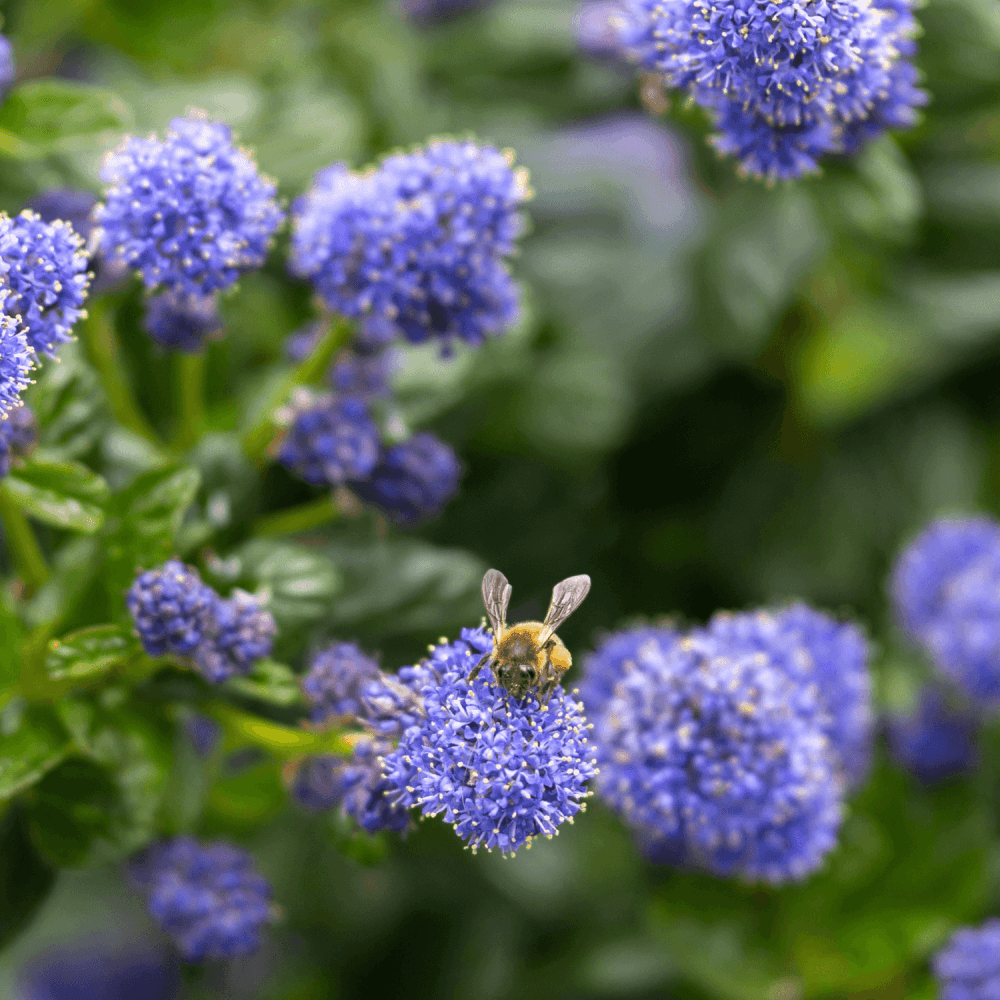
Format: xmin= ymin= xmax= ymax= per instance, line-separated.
xmin=0 ymin=704 xmax=70 ymax=800
xmin=0 ymin=807 xmax=54 ymax=950
xmin=44 ymin=624 xmax=139 ymax=683
xmin=25 ymin=756 xmax=118 ymax=867
xmin=205 ymin=758 xmax=287 ymax=830
xmin=224 ymin=659 xmax=303 ymax=708
xmin=1 ymin=459 xmax=110 ymax=534
xmin=57 ymin=695 xmax=171 ymax=856
xmin=0 ymin=80 xmax=128 ymax=159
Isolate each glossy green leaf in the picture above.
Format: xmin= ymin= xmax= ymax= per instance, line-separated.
xmin=0 ymin=808 xmax=54 ymax=950
xmin=224 ymin=659 xmax=303 ymax=707
xmin=0 ymin=80 xmax=128 ymax=159
xmin=44 ymin=624 xmax=139 ymax=682
xmin=0 ymin=704 xmax=70 ymax=800
xmin=1 ymin=459 xmax=110 ymax=534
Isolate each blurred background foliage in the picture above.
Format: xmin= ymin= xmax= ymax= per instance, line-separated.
xmin=1 ymin=0 xmax=1000 ymax=996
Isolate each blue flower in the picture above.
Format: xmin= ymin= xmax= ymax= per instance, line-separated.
xmin=185 ymin=712 xmax=221 ymax=757
xmin=359 ymin=670 xmax=428 ymax=739
xmin=0 ymin=210 xmax=91 ymax=357
xmin=289 ymin=753 xmax=354 ymax=812
xmin=284 ymin=320 xmax=326 ymax=362
xmin=891 ymin=516 xmax=1000 ymax=642
xmin=574 ymin=0 xmax=628 ymax=60
xmin=353 ymin=432 xmax=461 ymax=526
xmin=15 ymin=939 xmax=179 ymax=1000
xmin=302 ymin=641 xmax=382 ymax=724
xmin=706 ymin=605 xmax=874 ymax=788
xmin=126 ymin=560 xmax=219 ymax=658
xmin=328 ymin=347 xmax=395 ymax=399
xmin=0 ymin=34 xmax=15 ymax=103
xmin=0 ymin=304 xmax=34 ymax=420
xmin=96 ymin=111 xmax=283 ymax=297
xmin=0 ymin=403 xmax=37 ymax=477
xmin=143 ymin=292 xmax=221 ymax=352
xmin=289 ymin=140 xmax=528 ymax=350
xmin=129 ymin=837 xmax=273 ymax=963
xmin=932 ymin=919 xmax=1000 ymax=1000
xmin=193 ymin=590 xmax=276 ymax=683
xmin=24 ymin=189 xmax=97 ymax=243
xmin=582 ymin=626 xmax=843 ymax=883
xmin=382 ymin=626 xmax=597 ymax=855
xmin=278 ymin=391 xmax=381 ymax=487
xmin=617 ymin=0 xmax=925 ymax=179
xmin=886 ymin=687 xmax=978 ymax=785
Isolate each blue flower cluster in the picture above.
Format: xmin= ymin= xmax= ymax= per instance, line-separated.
xmin=143 ymin=292 xmax=222 ymax=352
xmin=886 ymin=686 xmax=978 ymax=785
xmin=0 ymin=33 xmax=14 ymax=103
xmin=581 ymin=605 xmax=871 ymax=883
xmin=932 ymin=919 xmax=1000 ymax=1000
xmin=278 ymin=380 xmax=462 ymax=526
xmin=892 ymin=515 xmax=1000 ymax=706
xmin=129 ymin=837 xmax=273 ymax=963
xmin=289 ymin=140 xmax=528 ymax=351
xmin=96 ymin=111 xmax=283 ymax=297
xmin=127 ymin=560 xmax=275 ymax=682
xmin=0 ymin=297 xmax=33 ymax=419
xmin=302 ymin=641 xmax=382 ymax=723
xmin=617 ymin=0 xmax=926 ymax=180
xmin=381 ymin=626 xmax=598 ymax=855
xmin=0 ymin=404 xmax=37 ymax=477
xmin=0 ymin=210 xmax=91 ymax=357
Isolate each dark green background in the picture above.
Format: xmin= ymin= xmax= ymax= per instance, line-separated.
xmin=1 ymin=0 xmax=1000 ymax=996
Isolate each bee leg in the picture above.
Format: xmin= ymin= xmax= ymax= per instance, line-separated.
xmin=468 ymin=652 xmax=491 ymax=682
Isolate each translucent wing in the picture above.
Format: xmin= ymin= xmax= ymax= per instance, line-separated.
xmin=481 ymin=569 xmax=513 ymax=635
xmin=538 ymin=574 xmax=591 ymax=644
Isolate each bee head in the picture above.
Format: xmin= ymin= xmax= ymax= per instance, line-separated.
xmin=499 ymin=661 xmax=537 ymax=699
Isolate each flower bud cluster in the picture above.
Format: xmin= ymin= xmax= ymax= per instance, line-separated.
xmin=892 ymin=515 xmax=1000 ymax=706
xmin=289 ymin=139 xmax=528 ymax=352
xmin=143 ymin=292 xmax=222 ymax=352
xmin=932 ymin=919 xmax=1000 ymax=1000
xmin=0 ymin=403 xmax=38 ymax=477
xmin=581 ymin=604 xmax=873 ymax=883
xmin=616 ymin=0 xmax=926 ymax=180
xmin=886 ymin=686 xmax=978 ymax=785
xmin=126 ymin=559 xmax=275 ymax=682
xmin=129 ymin=837 xmax=273 ymax=963
xmin=0 ymin=33 xmax=15 ymax=104
xmin=0 ymin=296 xmax=33 ymax=420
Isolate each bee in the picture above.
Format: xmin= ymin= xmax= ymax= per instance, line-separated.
xmin=468 ymin=568 xmax=591 ymax=707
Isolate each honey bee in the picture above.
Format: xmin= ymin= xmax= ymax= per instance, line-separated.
xmin=468 ymin=568 xmax=591 ymax=706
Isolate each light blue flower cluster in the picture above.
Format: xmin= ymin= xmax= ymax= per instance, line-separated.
xmin=581 ymin=605 xmax=872 ymax=883
xmin=96 ymin=112 xmax=283 ymax=297
xmin=0 ymin=404 xmax=37 ymax=477
xmin=380 ymin=626 xmax=598 ymax=855
xmin=617 ymin=0 xmax=926 ymax=180
xmin=0 ymin=33 xmax=14 ymax=103
xmin=302 ymin=641 xmax=383 ymax=723
xmin=143 ymin=292 xmax=222 ymax=352
xmin=886 ymin=686 xmax=978 ymax=785
xmin=289 ymin=140 xmax=528 ymax=351
xmin=0 ymin=298 xmax=33 ymax=420
xmin=127 ymin=559 xmax=275 ymax=682
xmin=0 ymin=210 xmax=91 ymax=358
xmin=129 ymin=837 xmax=273 ymax=963
xmin=892 ymin=515 xmax=1000 ymax=706
xmin=932 ymin=919 xmax=1000 ymax=1000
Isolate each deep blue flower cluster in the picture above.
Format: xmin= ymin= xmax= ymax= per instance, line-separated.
xmin=15 ymin=939 xmax=179 ymax=1000
xmin=0 ymin=210 xmax=91 ymax=357
xmin=143 ymin=292 xmax=222 ymax=352
xmin=892 ymin=515 xmax=1000 ymax=706
xmin=96 ymin=111 xmax=283 ymax=297
xmin=129 ymin=837 xmax=273 ymax=963
xmin=0 ymin=297 xmax=33 ymax=419
xmin=617 ymin=0 xmax=926 ymax=180
xmin=381 ymin=626 xmax=598 ymax=855
xmin=886 ymin=686 xmax=978 ymax=785
xmin=581 ymin=611 xmax=861 ymax=883
xmin=289 ymin=140 xmax=528 ymax=351
xmin=932 ymin=919 xmax=1000 ymax=1000
xmin=0 ymin=34 xmax=14 ymax=103
xmin=302 ymin=641 xmax=382 ymax=724
xmin=0 ymin=403 xmax=37 ymax=477
xmin=127 ymin=560 xmax=275 ymax=682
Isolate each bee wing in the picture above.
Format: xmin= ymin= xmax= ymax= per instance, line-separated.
xmin=481 ymin=569 xmax=513 ymax=635
xmin=538 ymin=574 xmax=591 ymax=645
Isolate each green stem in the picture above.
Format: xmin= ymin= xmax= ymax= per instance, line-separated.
xmin=253 ymin=494 xmax=340 ymax=537
xmin=174 ymin=352 xmax=206 ymax=451
xmin=241 ymin=318 xmax=352 ymax=463
xmin=82 ymin=299 xmax=160 ymax=445
xmin=0 ymin=486 xmax=48 ymax=597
